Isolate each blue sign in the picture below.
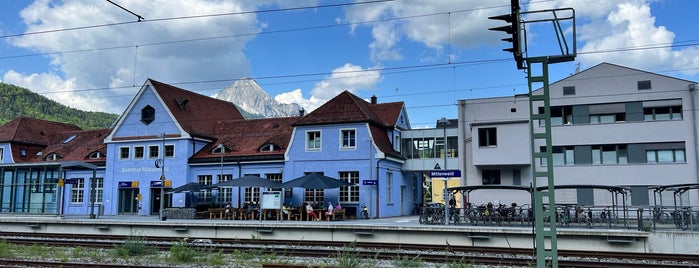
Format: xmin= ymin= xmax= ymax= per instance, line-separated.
xmin=362 ymin=180 xmax=378 ymax=185
xmin=429 ymin=170 xmax=461 ymax=178
xmin=64 ymin=178 xmax=79 ymax=185
xmin=151 ymin=180 xmax=163 ymax=187
xmin=118 ymin=181 xmax=133 ymax=188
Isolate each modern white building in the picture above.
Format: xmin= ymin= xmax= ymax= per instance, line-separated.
xmin=457 ymin=62 xmax=699 ymax=207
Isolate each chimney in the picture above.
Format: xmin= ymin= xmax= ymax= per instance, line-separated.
xmin=371 ymin=95 xmax=377 ymax=104
xmin=299 ymin=108 xmax=305 ymax=117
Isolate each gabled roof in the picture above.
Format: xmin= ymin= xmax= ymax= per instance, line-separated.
xmin=369 ymin=101 xmax=405 ymax=128
xmin=32 ymin=128 xmax=111 ymax=164
xmin=0 ymin=117 xmax=82 ymax=145
xmin=148 ymin=79 xmax=245 ymax=138
xmin=294 ymin=91 xmax=387 ymax=126
xmin=370 ymin=125 xmax=405 ymax=160
xmin=190 ymin=116 xmax=298 ymax=162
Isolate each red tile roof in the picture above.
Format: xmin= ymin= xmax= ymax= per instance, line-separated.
xmin=190 ymin=116 xmax=298 ymax=162
xmin=31 ymin=128 xmax=112 ymax=164
xmin=293 ymin=90 xmax=405 ymax=160
xmin=149 ymin=79 xmax=245 ymax=138
xmin=0 ymin=117 xmax=85 ymax=163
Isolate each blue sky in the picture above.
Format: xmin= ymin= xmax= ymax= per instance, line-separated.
xmin=1 ymin=0 xmax=698 ymax=128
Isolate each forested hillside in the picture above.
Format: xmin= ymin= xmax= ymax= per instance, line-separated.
xmin=0 ymin=83 xmax=119 ymax=129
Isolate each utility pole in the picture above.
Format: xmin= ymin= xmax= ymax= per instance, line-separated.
xmin=489 ymin=1 xmax=576 ymax=267
xmin=159 ymin=133 xmax=166 ymax=220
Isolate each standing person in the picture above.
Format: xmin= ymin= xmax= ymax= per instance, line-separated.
xmin=325 ymin=201 xmax=334 ymax=221
xmin=306 ymin=202 xmax=319 ymax=221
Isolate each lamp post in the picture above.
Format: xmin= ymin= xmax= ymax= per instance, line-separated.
xmin=438 ymin=117 xmax=450 ymax=225
xmin=159 ymin=133 xmax=166 ymax=220
xmin=217 ymin=144 xmax=225 ymax=205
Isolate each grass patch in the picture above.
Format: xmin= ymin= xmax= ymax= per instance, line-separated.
xmin=111 ymin=235 xmax=156 ymax=257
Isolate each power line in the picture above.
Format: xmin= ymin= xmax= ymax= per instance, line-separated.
xmin=0 ymin=0 xmax=395 ymax=39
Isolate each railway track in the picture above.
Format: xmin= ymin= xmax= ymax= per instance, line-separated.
xmin=2 ymin=232 xmax=697 ymax=267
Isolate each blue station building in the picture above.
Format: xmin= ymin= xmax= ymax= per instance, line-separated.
xmin=0 ymin=79 xmax=424 ymax=218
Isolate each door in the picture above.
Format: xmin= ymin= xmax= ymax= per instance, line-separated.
xmin=118 ymin=188 xmax=139 ymax=215
xmin=150 ymin=188 xmax=172 ymax=215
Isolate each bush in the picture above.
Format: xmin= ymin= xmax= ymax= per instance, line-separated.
xmin=112 ymin=236 xmax=156 ymax=257
xmin=170 ymin=239 xmax=197 ymax=263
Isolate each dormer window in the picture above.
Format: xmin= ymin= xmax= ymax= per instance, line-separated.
xmin=141 ymin=105 xmax=155 ymax=125
xmin=213 ymin=145 xmax=227 ymax=154
xmin=259 ymin=144 xmax=280 ymax=152
xmin=88 ymin=151 xmax=104 ymax=159
xmin=45 ymin=153 xmax=61 ymax=161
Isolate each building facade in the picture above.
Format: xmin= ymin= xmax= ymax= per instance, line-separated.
xmin=0 ymin=79 xmax=421 ymax=218
xmin=458 ymin=62 xmax=699 ymax=207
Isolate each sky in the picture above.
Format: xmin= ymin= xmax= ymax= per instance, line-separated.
xmin=1 ymin=0 xmax=698 ymax=129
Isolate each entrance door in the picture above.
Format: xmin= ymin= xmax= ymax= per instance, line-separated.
xmin=118 ymin=188 xmax=139 ymax=214
xmin=150 ymin=188 xmax=172 ymax=215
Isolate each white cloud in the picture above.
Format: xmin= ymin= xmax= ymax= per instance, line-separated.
xmin=343 ymin=0 xmax=507 ymax=63
xmin=5 ymin=0 xmax=263 ymax=113
xmin=274 ymin=63 xmax=382 ymax=112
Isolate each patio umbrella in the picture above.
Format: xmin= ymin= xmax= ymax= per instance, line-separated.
xmin=282 ymin=173 xmax=354 ymax=189
xmin=210 ymin=175 xmax=281 ymax=188
xmin=169 ymin=182 xmax=204 ymax=193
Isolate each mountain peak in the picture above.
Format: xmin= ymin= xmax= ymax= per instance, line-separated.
xmin=213 ymin=78 xmax=303 ymax=118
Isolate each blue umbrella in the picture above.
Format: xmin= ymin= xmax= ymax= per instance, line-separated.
xmin=282 ymin=173 xmax=354 ymax=189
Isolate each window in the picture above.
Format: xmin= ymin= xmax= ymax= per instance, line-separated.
xmin=637 ymin=80 xmax=652 ymax=90
xmin=197 ymin=175 xmax=213 ymax=202
xmin=550 ymin=106 xmax=573 ymax=125
xmin=0 ymin=147 xmax=3 ymax=162
xmin=563 ymin=86 xmax=576 ymax=95
xmin=149 ymin=145 xmax=159 ymax=159
xmin=482 ymin=170 xmax=501 ymax=185
xmin=339 ymin=171 xmax=359 ymax=203
xmin=45 ymin=153 xmax=61 ymax=161
xmin=592 ymin=145 xmax=627 ymax=165
xmin=164 ymin=144 xmax=174 ymax=158
xmin=647 ymin=149 xmax=686 ymax=163
xmin=63 ymin=134 xmax=78 ymax=143
xmin=119 ymin=147 xmax=130 ymax=160
xmin=644 ymin=106 xmax=682 ymax=121
xmin=341 ymin=129 xmax=356 ymax=148
xmin=88 ymin=151 xmax=103 ymax=159
xmin=260 ymin=144 xmax=279 ymax=152
xmin=551 ymin=146 xmax=575 ymax=166
xmin=134 ymin=146 xmax=144 ymax=159
xmin=217 ymin=174 xmax=233 ymax=203
xmin=266 ymin=173 xmax=288 ymax=200
xmin=306 ymin=131 xmax=321 ymax=150
xmin=93 ymin=178 xmax=104 ymax=204
xmin=478 ymin=128 xmax=497 ymax=147
xmin=244 ymin=174 xmax=261 ymax=203
xmin=386 ymin=172 xmax=393 ymax=204
xmin=303 ymin=172 xmax=323 ymax=203
xmin=141 ymin=105 xmax=155 ymax=125
xmin=70 ymin=178 xmax=85 ymax=203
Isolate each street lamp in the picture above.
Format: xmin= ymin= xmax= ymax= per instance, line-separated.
xmin=437 ymin=117 xmax=450 ymax=225
xmin=158 ymin=133 xmax=166 ymax=220
xmin=216 ymin=144 xmax=225 ymax=205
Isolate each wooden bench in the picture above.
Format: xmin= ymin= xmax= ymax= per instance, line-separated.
xmin=208 ymin=208 xmax=225 ymax=219
xmin=328 ymin=208 xmax=346 ymax=221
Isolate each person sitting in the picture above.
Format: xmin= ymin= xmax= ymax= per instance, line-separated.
xmin=325 ymin=202 xmax=334 ymax=221
xmin=306 ymin=202 xmax=319 ymax=221
xmin=334 ymin=202 xmax=342 ymax=211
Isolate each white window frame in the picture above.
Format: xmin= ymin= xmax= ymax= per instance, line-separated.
xmin=133 ymin=146 xmax=145 ymax=159
xmin=386 ymin=172 xmax=393 ymax=204
xmin=119 ymin=147 xmax=130 ymax=160
xmin=148 ymin=145 xmax=159 ymax=159
xmin=70 ymin=178 xmax=85 ymax=204
xmin=340 ymin=128 xmax=356 ymax=149
xmin=306 ymin=130 xmax=321 ymax=151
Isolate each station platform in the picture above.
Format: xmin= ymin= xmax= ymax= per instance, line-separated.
xmin=1 ymin=214 xmax=697 ymax=255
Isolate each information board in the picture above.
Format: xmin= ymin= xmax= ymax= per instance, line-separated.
xmin=260 ymin=191 xmax=282 ymax=210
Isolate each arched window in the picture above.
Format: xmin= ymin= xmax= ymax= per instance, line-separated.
xmin=45 ymin=153 xmax=61 ymax=161
xmin=259 ymin=144 xmax=280 ymax=152
xmin=88 ymin=151 xmax=104 ymax=159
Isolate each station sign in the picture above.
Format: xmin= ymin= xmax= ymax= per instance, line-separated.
xmin=429 ymin=170 xmax=461 ymax=178
xmin=118 ymin=181 xmax=138 ymax=188
xmin=63 ymin=178 xmax=79 ymax=185
xmin=362 ymin=180 xmax=378 ymax=185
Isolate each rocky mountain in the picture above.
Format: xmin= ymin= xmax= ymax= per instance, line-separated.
xmin=213 ymin=78 xmax=303 ymax=119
